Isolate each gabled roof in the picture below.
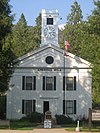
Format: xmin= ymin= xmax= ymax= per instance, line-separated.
xmin=14 ymin=44 xmax=91 ymax=68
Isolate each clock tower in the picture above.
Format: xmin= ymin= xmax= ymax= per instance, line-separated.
xmin=41 ymin=9 xmax=59 ymax=47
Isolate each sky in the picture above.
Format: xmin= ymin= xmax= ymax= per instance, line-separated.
xmin=9 ymin=0 xmax=95 ymax=26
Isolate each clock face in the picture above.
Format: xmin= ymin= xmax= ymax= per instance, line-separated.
xmin=44 ymin=26 xmax=56 ymax=39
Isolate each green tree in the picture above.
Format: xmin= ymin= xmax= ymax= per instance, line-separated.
xmin=87 ymin=0 xmax=100 ymax=106
xmin=88 ymin=0 xmax=100 ymax=35
xmin=26 ymin=13 xmax=41 ymax=52
xmin=93 ymin=0 xmax=100 ymax=15
xmin=12 ymin=13 xmax=41 ymax=57
xmin=62 ymin=0 xmax=100 ymax=107
xmin=12 ymin=13 xmax=29 ymax=57
xmin=67 ymin=1 xmax=83 ymax=25
xmin=0 ymin=0 xmax=15 ymax=94
xmin=62 ymin=1 xmax=84 ymax=56
xmin=0 ymin=0 xmax=13 ymax=49
xmin=33 ymin=13 xmax=41 ymax=45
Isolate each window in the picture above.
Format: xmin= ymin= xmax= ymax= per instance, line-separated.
xmin=63 ymin=76 xmax=76 ymax=91
xmin=26 ymin=77 xmax=32 ymax=90
xmin=66 ymin=100 xmax=73 ymax=114
xmin=22 ymin=76 xmax=36 ymax=90
xmin=47 ymin=18 xmax=53 ymax=25
xmin=22 ymin=100 xmax=36 ymax=114
xmin=46 ymin=77 xmax=54 ymax=90
xmin=45 ymin=56 xmax=54 ymax=64
xmin=43 ymin=76 xmax=56 ymax=90
xmin=63 ymin=100 xmax=76 ymax=115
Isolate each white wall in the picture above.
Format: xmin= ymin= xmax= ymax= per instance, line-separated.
xmin=7 ymin=67 xmax=92 ymax=120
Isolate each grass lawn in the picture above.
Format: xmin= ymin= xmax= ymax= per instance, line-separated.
xmin=0 ymin=120 xmax=100 ymax=132
xmin=65 ymin=127 xmax=100 ymax=132
xmin=10 ymin=120 xmax=33 ymax=130
xmin=60 ymin=122 xmax=100 ymax=132
xmin=0 ymin=120 xmax=38 ymax=130
xmin=64 ymin=122 xmax=100 ymax=132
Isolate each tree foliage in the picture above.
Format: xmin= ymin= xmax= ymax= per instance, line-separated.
xmin=88 ymin=0 xmax=100 ymax=106
xmin=0 ymin=0 xmax=13 ymax=49
xmin=11 ymin=13 xmax=41 ymax=57
xmin=11 ymin=13 xmax=29 ymax=57
xmin=34 ymin=13 xmax=41 ymax=45
xmin=62 ymin=0 xmax=100 ymax=106
xmin=0 ymin=0 xmax=15 ymax=94
xmin=67 ymin=1 xmax=83 ymax=25
xmin=92 ymin=0 xmax=100 ymax=15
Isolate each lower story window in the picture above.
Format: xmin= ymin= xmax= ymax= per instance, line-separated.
xmin=22 ymin=99 xmax=36 ymax=114
xmin=63 ymin=100 xmax=76 ymax=115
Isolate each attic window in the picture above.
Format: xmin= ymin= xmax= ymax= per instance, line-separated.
xmin=47 ymin=18 xmax=53 ymax=25
xmin=45 ymin=56 xmax=54 ymax=64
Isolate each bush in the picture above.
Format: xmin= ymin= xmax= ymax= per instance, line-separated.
xmin=28 ymin=112 xmax=44 ymax=123
xmin=20 ymin=116 xmax=30 ymax=122
xmin=55 ymin=114 xmax=73 ymax=125
xmin=0 ymin=95 xmax=6 ymax=119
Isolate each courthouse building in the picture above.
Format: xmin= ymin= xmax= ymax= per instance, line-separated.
xmin=7 ymin=9 xmax=92 ymax=120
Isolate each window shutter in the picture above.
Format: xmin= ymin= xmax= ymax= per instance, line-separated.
xmin=63 ymin=100 xmax=65 ymax=114
xmin=22 ymin=100 xmax=25 ymax=114
xmin=22 ymin=76 xmax=25 ymax=90
xmin=54 ymin=76 xmax=56 ymax=90
xmin=43 ymin=76 xmax=45 ymax=90
xmin=34 ymin=76 xmax=36 ymax=90
xmin=74 ymin=76 xmax=76 ymax=90
xmin=63 ymin=76 xmax=65 ymax=90
xmin=74 ymin=100 xmax=76 ymax=114
xmin=33 ymin=100 xmax=36 ymax=112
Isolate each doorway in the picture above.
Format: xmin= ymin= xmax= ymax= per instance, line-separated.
xmin=43 ymin=101 xmax=49 ymax=114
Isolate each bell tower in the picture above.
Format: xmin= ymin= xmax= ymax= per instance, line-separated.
xmin=41 ymin=9 xmax=59 ymax=47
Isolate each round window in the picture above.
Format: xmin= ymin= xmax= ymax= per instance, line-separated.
xmin=45 ymin=56 xmax=54 ymax=64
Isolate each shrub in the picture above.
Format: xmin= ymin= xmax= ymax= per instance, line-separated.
xmin=0 ymin=95 xmax=6 ymax=119
xmin=55 ymin=114 xmax=73 ymax=125
xmin=28 ymin=112 xmax=44 ymax=123
xmin=20 ymin=116 xmax=30 ymax=122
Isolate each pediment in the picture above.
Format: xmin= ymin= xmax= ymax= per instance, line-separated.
xmin=15 ymin=45 xmax=90 ymax=68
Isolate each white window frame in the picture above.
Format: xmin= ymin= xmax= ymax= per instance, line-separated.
xmin=63 ymin=100 xmax=76 ymax=115
xmin=43 ymin=76 xmax=56 ymax=91
xmin=22 ymin=76 xmax=36 ymax=90
xmin=63 ymin=76 xmax=76 ymax=91
xmin=22 ymin=99 xmax=36 ymax=115
xmin=66 ymin=77 xmax=74 ymax=90
xmin=66 ymin=100 xmax=74 ymax=114
xmin=46 ymin=77 xmax=54 ymax=90
xmin=26 ymin=76 xmax=32 ymax=90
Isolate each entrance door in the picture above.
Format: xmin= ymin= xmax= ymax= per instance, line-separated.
xmin=43 ymin=101 xmax=49 ymax=114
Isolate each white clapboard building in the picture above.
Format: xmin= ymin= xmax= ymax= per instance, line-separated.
xmin=7 ymin=9 xmax=92 ymax=120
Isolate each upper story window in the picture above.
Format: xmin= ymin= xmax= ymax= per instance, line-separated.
xmin=47 ymin=18 xmax=53 ymax=25
xmin=63 ymin=76 xmax=76 ymax=91
xmin=22 ymin=76 xmax=36 ymax=90
xmin=26 ymin=77 xmax=32 ymax=90
xmin=43 ymin=76 xmax=56 ymax=91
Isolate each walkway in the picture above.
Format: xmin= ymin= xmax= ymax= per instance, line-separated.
xmin=0 ymin=129 xmax=94 ymax=133
xmin=0 ymin=129 xmax=67 ymax=133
